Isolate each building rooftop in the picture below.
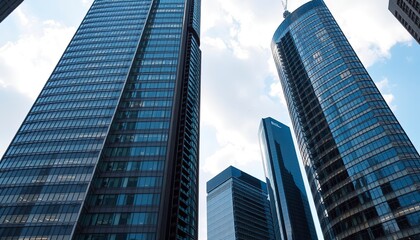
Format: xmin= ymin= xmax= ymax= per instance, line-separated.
xmin=207 ymin=166 xmax=267 ymax=193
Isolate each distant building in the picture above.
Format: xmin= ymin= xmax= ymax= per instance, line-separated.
xmin=0 ymin=0 xmax=23 ymax=22
xmin=389 ymin=0 xmax=419 ymax=43
xmin=271 ymin=0 xmax=420 ymax=239
xmin=207 ymin=166 xmax=275 ymax=240
xmin=259 ymin=117 xmax=318 ymax=240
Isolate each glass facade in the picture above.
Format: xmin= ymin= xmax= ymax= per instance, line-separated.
xmin=0 ymin=0 xmax=200 ymax=239
xmin=271 ymin=0 xmax=420 ymax=239
xmin=0 ymin=0 xmax=23 ymax=22
xmin=259 ymin=117 xmax=317 ymax=240
xmin=388 ymin=0 xmax=420 ymax=43
xmin=207 ymin=166 xmax=275 ymax=240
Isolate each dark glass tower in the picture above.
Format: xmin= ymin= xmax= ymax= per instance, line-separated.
xmin=271 ymin=0 xmax=420 ymax=239
xmin=259 ymin=117 xmax=317 ymax=240
xmin=0 ymin=0 xmax=200 ymax=239
xmin=207 ymin=166 xmax=275 ymax=240
xmin=0 ymin=0 xmax=23 ymax=22
xmin=388 ymin=0 xmax=420 ymax=43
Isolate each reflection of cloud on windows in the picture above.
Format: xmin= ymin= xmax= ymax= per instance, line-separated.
xmin=313 ymin=51 xmax=323 ymax=64
xmin=316 ymin=29 xmax=328 ymax=42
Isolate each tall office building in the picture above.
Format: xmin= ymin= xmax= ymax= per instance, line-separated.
xmin=0 ymin=0 xmax=23 ymax=22
xmin=207 ymin=166 xmax=275 ymax=240
xmin=259 ymin=117 xmax=317 ymax=240
xmin=271 ymin=0 xmax=420 ymax=239
xmin=0 ymin=0 xmax=200 ymax=239
xmin=388 ymin=0 xmax=420 ymax=44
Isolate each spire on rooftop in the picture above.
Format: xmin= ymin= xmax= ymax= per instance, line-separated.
xmin=281 ymin=0 xmax=289 ymax=18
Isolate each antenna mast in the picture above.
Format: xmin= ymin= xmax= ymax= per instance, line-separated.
xmin=282 ymin=0 xmax=291 ymax=18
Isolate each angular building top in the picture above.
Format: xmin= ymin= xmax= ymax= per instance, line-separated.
xmin=0 ymin=0 xmax=23 ymax=23
xmin=271 ymin=0 xmax=420 ymax=239
xmin=259 ymin=117 xmax=318 ymax=240
xmin=207 ymin=166 xmax=275 ymax=240
xmin=207 ymin=165 xmax=268 ymax=194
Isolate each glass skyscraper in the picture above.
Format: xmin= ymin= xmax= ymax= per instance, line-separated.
xmin=0 ymin=0 xmax=23 ymax=22
xmin=0 ymin=0 xmax=200 ymax=239
xmin=207 ymin=166 xmax=275 ymax=240
xmin=271 ymin=0 xmax=420 ymax=239
xmin=388 ymin=0 xmax=419 ymax=44
xmin=259 ymin=117 xmax=317 ymax=240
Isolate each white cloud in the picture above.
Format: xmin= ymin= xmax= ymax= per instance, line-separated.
xmin=0 ymin=19 xmax=76 ymax=99
xmin=15 ymin=8 xmax=30 ymax=26
xmin=375 ymin=77 xmax=391 ymax=90
xmin=269 ymin=81 xmax=287 ymax=107
xmin=203 ymin=141 xmax=260 ymax=176
xmin=375 ymin=78 xmax=397 ymax=110
xmin=229 ymin=40 xmax=249 ymax=59
xmin=81 ymin=0 xmax=93 ymax=6
xmin=202 ymin=37 xmax=227 ymax=50
xmin=326 ymin=0 xmax=413 ymax=67
xmin=382 ymin=94 xmax=395 ymax=107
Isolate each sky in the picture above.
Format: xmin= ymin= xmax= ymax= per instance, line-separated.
xmin=0 ymin=0 xmax=419 ymax=239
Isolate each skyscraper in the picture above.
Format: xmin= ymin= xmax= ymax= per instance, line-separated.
xmin=271 ymin=0 xmax=420 ymax=239
xmin=0 ymin=0 xmax=23 ymax=23
xmin=388 ymin=0 xmax=419 ymax=44
xmin=259 ymin=117 xmax=317 ymax=240
xmin=0 ymin=0 xmax=200 ymax=239
xmin=207 ymin=166 xmax=275 ymax=240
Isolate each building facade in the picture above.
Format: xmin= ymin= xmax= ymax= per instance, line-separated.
xmin=259 ymin=117 xmax=318 ymax=240
xmin=271 ymin=0 xmax=420 ymax=239
xmin=207 ymin=166 xmax=275 ymax=240
xmin=389 ymin=0 xmax=420 ymax=44
xmin=0 ymin=0 xmax=200 ymax=239
xmin=0 ymin=0 xmax=23 ymax=22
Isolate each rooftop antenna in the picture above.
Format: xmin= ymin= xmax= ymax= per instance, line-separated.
xmin=282 ymin=0 xmax=291 ymax=18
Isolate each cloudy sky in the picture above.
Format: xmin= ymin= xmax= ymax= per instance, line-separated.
xmin=0 ymin=0 xmax=419 ymax=239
